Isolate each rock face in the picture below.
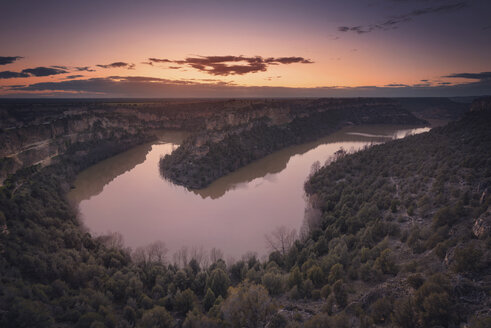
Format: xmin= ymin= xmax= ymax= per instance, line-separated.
xmin=160 ymin=98 xmax=426 ymax=189
xmin=473 ymin=209 xmax=491 ymax=239
xmin=1 ymin=98 xmax=425 ymax=184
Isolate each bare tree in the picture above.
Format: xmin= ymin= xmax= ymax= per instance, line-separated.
xmin=132 ymin=240 xmax=168 ymax=264
xmin=173 ymin=246 xmax=189 ymax=268
xmin=190 ymin=245 xmax=207 ymax=268
xmin=300 ymin=205 xmax=322 ymax=240
xmin=147 ymin=240 xmax=168 ymax=263
xmin=309 ymin=160 xmax=321 ymax=177
xmin=99 ymin=231 xmax=125 ymax=249
xmin=132 ymin=247 xmax=147 ymax=264
xmin=210 ymin=247 xmax=224 ymax=264
xmin=265 ymin=226 xmax=297 ymax=256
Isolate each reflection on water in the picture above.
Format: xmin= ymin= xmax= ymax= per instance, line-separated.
xmin=193 ymin=125 xmax=429 ymax=199
xmin=68 ymin=130 xmax=188 ymax=205
xmin=68 ymin=125 xmax=429 ymax=259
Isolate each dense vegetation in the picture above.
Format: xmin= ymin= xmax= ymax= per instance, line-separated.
xmin=161 ymin=102 xmax=424 ymax=188
xmin=1 ymin=100 xmax=489 ymax=327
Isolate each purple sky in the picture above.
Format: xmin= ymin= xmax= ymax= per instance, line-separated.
xmin=1 ymin=0 xmax=490 ymax=97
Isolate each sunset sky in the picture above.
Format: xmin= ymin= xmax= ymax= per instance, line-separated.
xmin=1 ymin=0 xmax=490 ymax=97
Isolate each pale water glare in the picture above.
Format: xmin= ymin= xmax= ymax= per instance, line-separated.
xmin=68 ymin=125 xmax=430 ymax=260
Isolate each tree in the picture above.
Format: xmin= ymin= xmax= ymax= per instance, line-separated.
xmin=333 ymin=280 xmax=347 ymax=309
xmin=374 ymin=249 xmax=398 ymax=275
xmin=173 ymin=246 xmax=189 ymax=268
xmin=370 ymin=297 xmax=393 ymax=324
xmin=132 ymin=241 xmax=168 ymax=265
xmin=265 ymin=226 xmax=297 ymax=256
xmin=328 ymin=263 xmax=343 ymax=284
xmin=147 ymin=240 xmax=168 ymax=263
xmin=262 ymin=272 xmax=284 ymax=295
xmin=221 ymin=284 xmax=276 ymax=328
xmin=288 ymin=266 xmax=302 ymax=289
xmin=98 ymin=231 xmax=125 ymax=249
xmin=7 ymin=298 xmax=54 ymax=328
xmin=175 ymin=289 xmax=197 ymax=315
xmin=307 ymin=265 xmax=324 ymax=288
xmin=421 ymin=292 xmax=452 ymax=327
xmin=392 ymin=297 xmax=416 ymax=328
xmin=140 ymin=306 xmax=174 ymax=328
xmin=210 ymin=248 xmax=224 ymax=264
xmin=207 ymin=268 xmax=230 ymax=298
xmin=190 ymin=246 xmax=207 ymax=268
xmin=452 ymin=245 xmax=482 ymax=273
xmin=203 ymin=288 xmax=216 ymax=312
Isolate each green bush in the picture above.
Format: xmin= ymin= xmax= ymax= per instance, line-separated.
xmin=207 ymin=268 xmax=230 ymax=298
xmin=374 ymin=249 xmax=398 ymax=275
xmin=370 ymin=297 xmax=393 ymax=324
xmin=406 ymin=273 xmax=425 ymax=289
xmin=392 ymin=297 xmax=416 ymax=328
xmin=452 ymin=245 xmax=482 ymax=273
xmin=332 ymin=280 xmax=347 ymax=309
xmin=262 ymin=272 xmax=284 ymax=296
xmin=140 ymin=306 xmax=174 ymax=328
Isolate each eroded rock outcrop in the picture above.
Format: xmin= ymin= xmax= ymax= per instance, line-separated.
xmin=473 ymin=209 xmax=491 ymax=239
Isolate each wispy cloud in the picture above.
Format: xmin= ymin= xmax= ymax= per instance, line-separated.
xmin=65 ymin=75 xmax=84 ymax=79
xmin=338 ymin=2 xmax=467 ymax=34
xmin=96 ymin=62 xmax=135 ymax=70
xmin=75 ymin=66 xmax=96 ymax=72
xmin=444 ymin=71 xmax=491 ymax=80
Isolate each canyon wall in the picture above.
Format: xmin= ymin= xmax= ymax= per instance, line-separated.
xmin=160 ymin=98 xmax=427 ymax=189
xmin=1 ymin=97 xmax=466 ymax=185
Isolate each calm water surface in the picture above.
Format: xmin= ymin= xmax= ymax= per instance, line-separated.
xmin=68 ymin=125 xmax=429 ymax=260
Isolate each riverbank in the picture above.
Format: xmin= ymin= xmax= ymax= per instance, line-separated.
xmin=160 ymin=99 xmax=426 ymax=189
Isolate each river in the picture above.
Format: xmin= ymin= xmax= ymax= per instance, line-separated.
xmin=67 ymin=125 xmax=429 ymax=262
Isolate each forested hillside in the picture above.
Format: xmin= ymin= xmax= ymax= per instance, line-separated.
xmin=0 ymin=99 xmax=489 ymax=327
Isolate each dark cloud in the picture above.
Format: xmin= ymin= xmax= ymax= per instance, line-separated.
xmin=96 ymin=62 xmax=135 ymax=70
xmin=0 ymin=56 xmax=23 ymax=65
xmin=106 ymin=76 xmax=194 ymax=84
xmin=75 ymin=66 xmax=96 ymax=72
xmin=65 ymin=75 xmax=84 ymax=79
xmin=168 ymin=66 xmax=181 ymax=69
xmin=0 ymin=66 xmax=67 ymax=79
xmin=52 ymin=65 xmax=68 ymax=70
xmin=146 ymin=55 xmax=313 ymax=76
xmin=338 ymin=2 xmax=467 ymax=34
xmin=22 ymin=66 xmax=68 ymax=77
xmin=0 ymin=71 xmax=29 ymax=79
xmin=148 ymin=58 xmax=173 ymax=63
xmin=265 ymin=57 xmax=313 ymax=64
xmin=444 ymin=72 xmax=491 ymax=80
xmin=385 ymin=83 xmax=409 ymax=87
